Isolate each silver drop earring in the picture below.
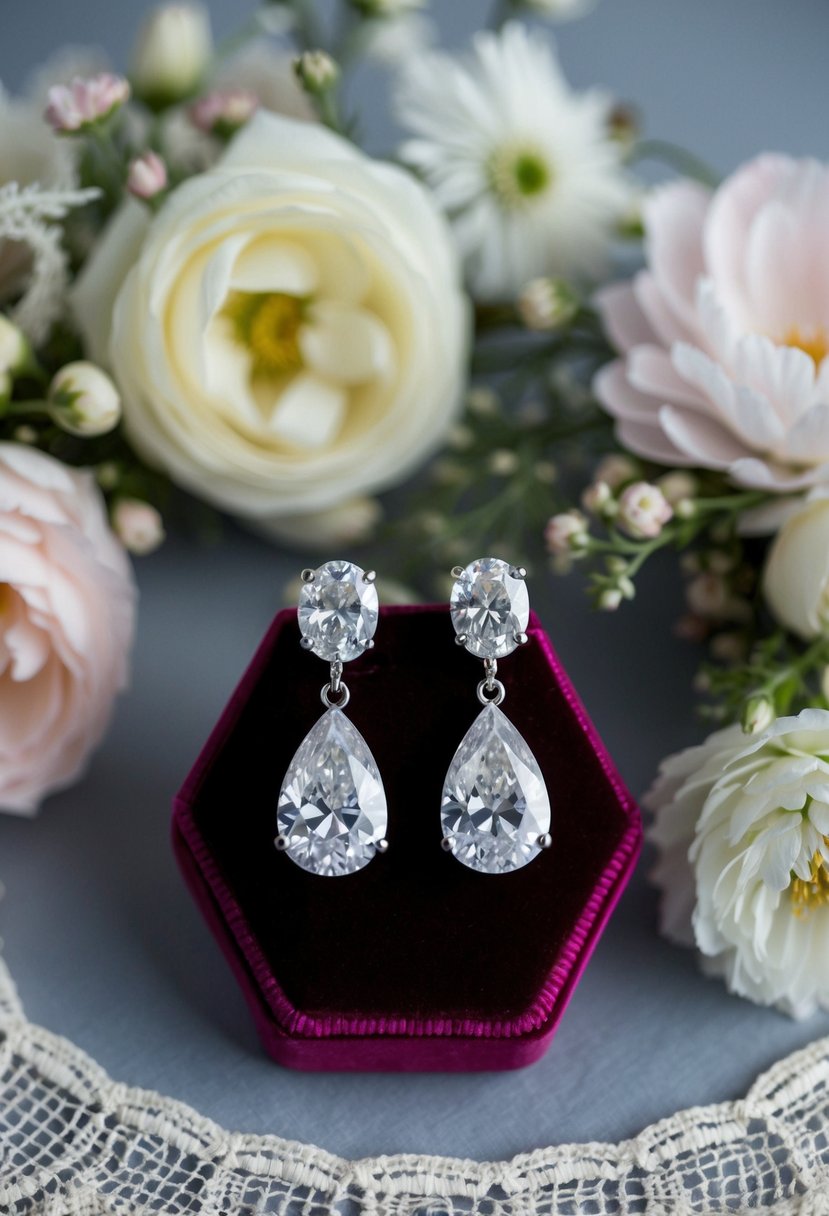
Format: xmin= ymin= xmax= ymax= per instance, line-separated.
xmin=440 ymin=557 xmax=552 ymax=874
xmin=275 ymin=560 xmax=389 ymax=876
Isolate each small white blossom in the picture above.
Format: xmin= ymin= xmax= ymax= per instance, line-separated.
xmin=466 ymin=386 xmax=500 ymax=416
xmin=685 ymin=572 xmax=728 ymax=618
xmin=742 ymin=695 xmax=774 ymax=735
xmin=517 ymin=278 xmax=578 ymax=332
xmin=112 ymin=498 xmax=165 ymax=555
xmin=49 ymin=361 xmax=121 ymax=436
xmin=126 ymin=151 xmax=168 ymax=201
xmin=489 ymin=448 xmax=520 ymax=476
xmin=593 ymin=452 xmax=637 ymax=489
xmin=45 ymin=73 xmax=130 ymax=132
xmin=581 ymin=479 xmax=613 ymax=516
xmin=534 ymin=460 xmax=557 ymax=484
xmin=598 ymin=587 xmax=622 ymax=611
xmin=657 ymin=470 xmax=698 ymax=505
xmin=0 ymin=315 xmax=29 ymax=374
xmin=545 ymin=509 xmax=588 ymax=555
xmin=131 ymin=4 xmax=213 ymax=106
xmin=617 ymin=481 xmax=672 ymax=539
xmin=294 ymin=50 xmax=339 ymax=93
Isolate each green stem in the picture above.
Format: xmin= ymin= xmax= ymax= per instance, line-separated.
xmin=629 ymin=139 xmax=721 ymax=188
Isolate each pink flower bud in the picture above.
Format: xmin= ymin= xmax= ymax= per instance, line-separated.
xmin=44 ymin=73 xmax=130 ymax=133
xmin=189 ymin=88 xmax=259 ymax=136
xmin=544 ymin=510 xmax=588 ymax=555
xmin=127 ymin=151 xmax=168 ymax=200
xmin=112 ymin=499 xmax=165 ymax=556
xmin=617 ymin=481 xmax=673 ymax=540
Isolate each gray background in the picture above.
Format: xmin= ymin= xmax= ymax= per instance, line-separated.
xmin=2 ymin=0 xmax=829 ymax=1164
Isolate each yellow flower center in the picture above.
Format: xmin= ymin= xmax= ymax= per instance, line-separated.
xmin=487 ymin=144 xmax=552 ymax=209
xmin=224 ymin=291 xmax=307 ymax=376
xmin=783 ymin=327 xmax=829 ymax=366
xmin=790 ymin=847 xmax=829 ymax=916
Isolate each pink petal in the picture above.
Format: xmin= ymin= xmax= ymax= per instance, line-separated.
xmin=704 ymin=153 xmax=794 ymax=325
xmin=594 ymin=281 xmax=657 ymax=354
xmin=658 ymin=404 xmax=748 ymax=468
xmin=627 ymin=344 xmax=709 ymax=410
xmin=594 ymin=361 xmax=661 ymax=425
xmin=616 ymin=418 xmax=690 ymax=466
xmin=643 ymin=178 xmax=711 ymax=335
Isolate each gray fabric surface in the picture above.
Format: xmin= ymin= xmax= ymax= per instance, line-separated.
xmin=2 ymin=0 xmax=829 ymax=1165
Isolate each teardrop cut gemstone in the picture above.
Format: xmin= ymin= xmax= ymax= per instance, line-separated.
xmin=441 ymin=702 xmax=551 ymax=874
xmin=277 ymin=708 xmax=388 ymax=877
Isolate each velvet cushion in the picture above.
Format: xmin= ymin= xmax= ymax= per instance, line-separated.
xmin=174 ymin=604 xmax=640 ymax=1068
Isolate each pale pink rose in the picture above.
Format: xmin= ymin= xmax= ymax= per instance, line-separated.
xmin=45 ymin=73 xmax=130 ymax=133
xmin=595 ymin=155 xmax=829 ymax=499
xmin=0 ymin=444 xmax=135 ymax=813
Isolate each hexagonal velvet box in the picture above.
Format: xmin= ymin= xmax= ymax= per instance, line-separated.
xmin=172 ymin=604 xmax=641 ymax=1071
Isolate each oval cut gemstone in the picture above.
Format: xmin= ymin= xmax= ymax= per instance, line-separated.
xmin=298 ymin=560 xmax=378 ymax=662
xmin=277 ymin=708 xmax=387 ymax=877
xmin=450 ymin=557 xmax=529 ymax=659
xmin=441 ymin=702 xmax=551 ymax=874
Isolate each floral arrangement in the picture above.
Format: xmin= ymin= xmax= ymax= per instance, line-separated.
xmin=3 ymin=0 xmax=829 ymax=1018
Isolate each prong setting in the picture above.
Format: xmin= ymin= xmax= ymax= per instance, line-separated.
xmin=509 ymin=566 xmax=527 ymax=580
xmin=454 ymin=633 xmax=469 ymax=647
xmin=538 ymin=833 xmax=552 ymax=849
xmin=299 ymin=636 xmax=314 ymax=651
xmin=441 ymin=836 xmax=453 ymax=852
xmin=375 ymin=838 xmax=389 ymax=854
xmin=363 ymin=569 xmax=377 ymax=584
xmin=274 ymin=834 xmax=289 ymax=851
xmin=451 ymin=565 xmax=465 ymax=580
xmin=514 ymin=631 xmax=529 ymax=646
xmin=301 ymin=567 xmax=315 ymax=583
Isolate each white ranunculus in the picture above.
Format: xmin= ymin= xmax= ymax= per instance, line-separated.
xmin=71 ymin=112 xmax=468 ymax=529
xmin=647 ymin=710 xmax=829 ymax=1018
xmin=763 ymin=493 xmax=829 ymax=640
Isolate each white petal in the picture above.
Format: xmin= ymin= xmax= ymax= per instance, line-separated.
xmin=301 ymin=302 xmax=395 ymax=386
xmin=230 ymin=238 xmax=318 ymax=295
xmin=266 ymin=373 xmax=346 ymax=448
xmin=658 ymin=404 xmax=748 ymax=468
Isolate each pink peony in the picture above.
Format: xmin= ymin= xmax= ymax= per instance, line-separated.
xmin=595 ymin=155 xmax=829 ymax=496
xmin=0 ymin=444 xmax=135 ymax=813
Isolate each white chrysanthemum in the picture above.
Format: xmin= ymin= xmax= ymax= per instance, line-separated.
xmin=395 ymin=22 xmax=630 ymax=300
xmin=647 ymin=710 xmax=829 ymax=1018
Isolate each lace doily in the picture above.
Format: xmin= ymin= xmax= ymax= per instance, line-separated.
xmin=2 ymin=956 xmax=829 ymax=1214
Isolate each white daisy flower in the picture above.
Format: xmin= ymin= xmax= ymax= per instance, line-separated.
xmin=395 ymin=22 xmax=630 ymax=300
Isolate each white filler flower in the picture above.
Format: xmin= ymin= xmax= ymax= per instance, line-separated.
xmin=396 ymin=22 xmax=630 ymax=300
xmin=648 ymin=710 xmax=829 ymax=1018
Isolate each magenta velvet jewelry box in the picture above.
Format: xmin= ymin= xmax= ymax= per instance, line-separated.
xmin=172 ymin=603 xmax=641 ymax=1072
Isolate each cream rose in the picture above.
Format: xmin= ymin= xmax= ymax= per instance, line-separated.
xmin=0 ymin=444 xmax=135 ymax=813
xmin=763 ymin=493 xmax=829 ymax=639
xmin=72 ymin=112 xmax=468 ymax=528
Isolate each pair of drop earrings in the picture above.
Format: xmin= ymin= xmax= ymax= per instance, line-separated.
xmin=275 ymin=556 xmax=552 ymax=878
